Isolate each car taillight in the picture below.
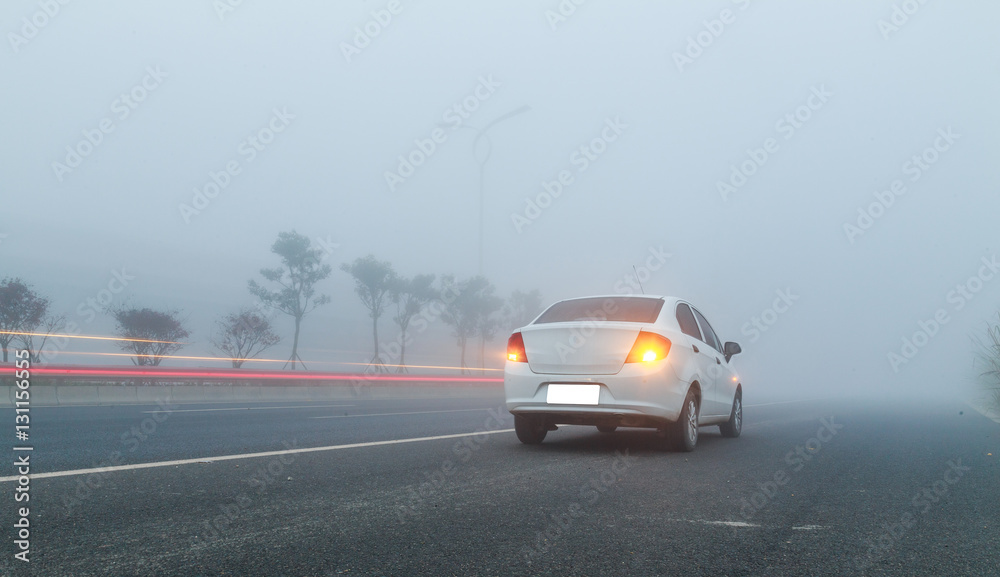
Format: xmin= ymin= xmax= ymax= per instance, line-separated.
xmin=507 ymin=332 xmax=528 ymax=363
xmin=625 ymin=331 xmax=672 ymax=363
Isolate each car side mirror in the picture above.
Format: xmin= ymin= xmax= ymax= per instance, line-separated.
xmin=724 ymin=341 xmax=742 ymax=363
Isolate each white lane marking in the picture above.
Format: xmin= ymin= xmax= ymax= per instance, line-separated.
xmin=672 ymin=520 xmax=828 ymax=530
xmin=0 ymin=428 xmax=515 ymax=483
xmin=679 ymin=520 xmax=761 ymax=528
xmin=694 ymin=520 xmax=760 ymax=528
xmin=142 ymin=404 xmax=355 ymax=414
xmin=310 ymin=408 xmax=493 ymax=419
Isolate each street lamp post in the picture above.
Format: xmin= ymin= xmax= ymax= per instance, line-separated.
xmin=441 ymin=105 xmax=531 ymax=275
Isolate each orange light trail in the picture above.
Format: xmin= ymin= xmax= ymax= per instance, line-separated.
xmin=50 ymin=351 xmax=289 ymax=364
xmin=0 ymin=330 xmax=183 ymax=345
xmin=39 ymin=351 xmax=503 ymax=372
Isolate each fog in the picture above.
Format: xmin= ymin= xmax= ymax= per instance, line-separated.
xmin=3 ymin=1 xmax=998 ymax=400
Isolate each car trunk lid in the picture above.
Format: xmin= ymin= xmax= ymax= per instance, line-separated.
xmin=520 ymin=322 xmax=643 ymax=375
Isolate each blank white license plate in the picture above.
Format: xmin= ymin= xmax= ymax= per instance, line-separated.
xmin=546 ymin=384 xmax=600 ymax=405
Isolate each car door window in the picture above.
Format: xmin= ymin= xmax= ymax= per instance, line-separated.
xmin=675 ymin=303 xmax=702 ymax=341
xmin=693 ymin=308 xmax=723 ymax=353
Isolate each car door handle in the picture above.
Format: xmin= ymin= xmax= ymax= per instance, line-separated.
xmin=692 ymin=345 xmax=700 ymax=353
xmin=716 ymin=358 xmax=722 ymax=365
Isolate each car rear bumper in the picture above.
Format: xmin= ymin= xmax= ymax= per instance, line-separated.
xmin=504 ymin=359 xmax=690 ymax=426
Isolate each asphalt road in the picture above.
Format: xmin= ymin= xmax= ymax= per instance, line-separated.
xmin=1 ymin=391 xmax=998 ymax=576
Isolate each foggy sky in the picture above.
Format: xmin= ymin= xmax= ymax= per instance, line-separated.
xmin=3 ymin=1 xmax=999 ymax=398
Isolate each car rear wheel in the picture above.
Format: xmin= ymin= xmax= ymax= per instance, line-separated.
xmin=514 ymin=415 xmax=547 ymax=444
xmin=719 ymin=389 xmax=742 ymax=438
xmin=668 ymin=390 xmax=699 ymax=452
xmin=596 ymin=425 xmax=617 ymax=433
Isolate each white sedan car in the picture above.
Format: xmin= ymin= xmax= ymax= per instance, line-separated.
xmin=504 ymin=295 xmax=743 ymax=451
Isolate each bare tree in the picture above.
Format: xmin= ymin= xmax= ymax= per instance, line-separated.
xmin=249 ymin=231 xmax=332 ymax=370
xmin=341 ymin=255 xmax=397 ymax=371
xmin=212 ymin=308 xmax=281 ymax=368
xmin=110 ymin=306 xmax=189 ymax=366
xmin=975 ymin=312 xmax=1000 ymax=411
xmin=475 ymin=287 xmax=503 ymax=374
xmin=440 ymin=275 xmax=500 ymax=374
xmin=0 ymin=278 xmax=49 ymax=362
xmin=502 ymin=289 xmax=543 ymax=332
xmin=16 ymin=314 xmax=66 ymax=363
xmin=389 ymin=274 xmax=436 ymax=372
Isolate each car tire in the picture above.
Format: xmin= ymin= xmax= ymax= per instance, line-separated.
xmin=668 ymin=390 xmax=699 ymax=452
xmin=514 ymin=415 xmax=547 ymax=445
xmin=719 ymin=389 xmax=742 ymax=439
xmin=596 ymin=425 xmax=617 ymax=433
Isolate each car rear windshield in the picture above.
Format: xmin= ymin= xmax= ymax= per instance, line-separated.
xmin=533 ymin=297 xmax=665 ymax=324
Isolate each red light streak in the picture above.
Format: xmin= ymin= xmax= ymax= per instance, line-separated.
xmin=0 ymin=365 xmax=502 ymax=383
